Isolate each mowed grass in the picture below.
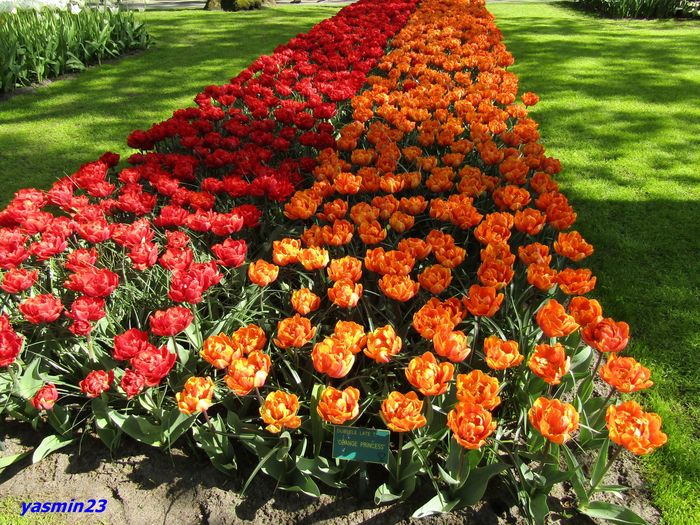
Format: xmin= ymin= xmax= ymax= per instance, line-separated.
xmin=488 ymin=2 xmax=700 ymax=523
xmin=0 ymin=6 xmax=341 ymax=205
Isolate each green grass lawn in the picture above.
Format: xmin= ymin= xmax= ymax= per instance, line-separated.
xmin=488 ymin=2 xmax=700 ymax=523
xmin=0 ymin=6 xmax=341 ymax=205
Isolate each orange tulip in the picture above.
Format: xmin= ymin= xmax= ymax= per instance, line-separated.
xmin=176 ymin=376 xmax=215 ymax=415
xmin=477 ymin=257 xmax=514 ymax=289
xmin=333 ymin=172 xmax=362 ymax=195
xmin=433 ymin=328 xmax=471 ymax=363
xmin=350 ymin=202 xmax=380 ymax=225
xmin=397 ymin=237 xmax=432 ymax=260
xmin=606 ymin=401 xmax=667 ymax=455
xmin=379 ymin=274 xmax=419 ymax=302
xmin=291 ymin=288 xmax=321 ymax=315
xmin=274 ymin=315 xmax=316 ymax=349
xmin=568 ymin=296 xmax=603 ymax=326
xmin=418 ymin=264 xmax=452 ymax=295
xmin=599 ymin=354 xmax=653 ymax=393
xmin=200 ymin=334 xmax=239 ymax=369
xmin=378 ymin=250 xmax=415 ymax=276
xmin=581 ymin=318 xmax=630 ymax=353
xmin=248 ymin=260 xmax=279 ymax=287
xmin=231 ymin=324 xmax=267 ymax=354
xmin=272 ymin=238 xmax=301 ymax=266
xmin=536 ymin=299 xmax=579 ymax=338
xmin=405 ymin=351 xmax=454 ymax=396
xmin=484 ymin=335 xmax=524 ymax=370
xmin=447 ymin=402 xmax=497 ymax=450
xmin=317 ymin=386 xmax=360 ymax=425
xmin=527 ymin=263 xmax=558 ymax=291
xmin=317 ymin=198 xmax=348 ymax=222
xmin=358 ymin=220 xmax=387 ymax=245
xmin=332 ymin=320 xmax=367 ymax=354
xmin=554 ymin=231 xmax=594 ymax=261
xmin=412 ymin=298 xmax=459 ymax=339
xmin=463 ymin=284 xmax=504 ymax=317
xmin=456 ymin=370 xmax=501 ymax=411
xmin=327 ymin=256 xmax=363 ymax=282
xmin=363 ymin=247 xmax=385 ymax=274
xmin=380 ymin=391 xmax=427 ymax=432
xmin=364 ymin=324 xmax=402 ymax=363
xmin=224 ymin=351 xmax=271 ymax=396
xmin=328 ymin=278 xmax=363 ymax=309
xmin=399 ymin=196 xmax=428 ymax=215
xmin=518 ymin=242 xmax=551 ymax=266
xmin=311 ymin=337 xmax=355 ymax=378
xmin=260 ymin=390 xmax=302 ymax=433
xmin=435 ymin=245 xmax=467 ymax=269
xmin=389 ymin=211 xmax=415 ymax=233
xmin=528 ymin=397 xmax=579 ymax=444
xmin=514 ymin=208 xmax=546 ymax=235
xmin=371 ymin=195 xmax=400 ymax=220
xmin=322 ymin=220 xmax=354 ymax=246
xmin=556 ymin=268 xmax=596 ymax=295
xmin=298 ymin=247 xmax=330 ymax=271
xmin=528 ymin=343 xmax=570 ymax=385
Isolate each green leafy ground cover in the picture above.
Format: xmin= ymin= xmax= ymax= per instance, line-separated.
xmin=1 ymin=2 xmax=698 ymax=523
xmin=489 ymin=3 xmax=700 ymax=523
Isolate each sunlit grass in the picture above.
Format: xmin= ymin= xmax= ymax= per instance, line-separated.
xmin=488 ymin=2 xmax=700 ymax=523
xmin=0 ymin=6 xmax=341 ymax=205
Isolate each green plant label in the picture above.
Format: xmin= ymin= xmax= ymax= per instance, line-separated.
xmin=332 ymin=426 xmax=390 ymax=464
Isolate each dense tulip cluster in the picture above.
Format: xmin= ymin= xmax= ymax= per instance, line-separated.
xmin=0 ymin=0 xmax=665 ymax=519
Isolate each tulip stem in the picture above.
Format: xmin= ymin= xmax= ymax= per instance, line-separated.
xmin=203 ymin=410 xmax=225 ymax=452
xmin=587 ymin=445 xmax=622 ymax=497
xmin=469 ymin=317 xmax=480 ymax=366
xmin=591 ymin=386 xmax=616 ymax=431
xmin=396 ymin=432 xmax=404 ymax=482
xmin=86 ymin=334 xmax=95 ymax=362
xmin=254 ymin=387 xmax=265 ymax=405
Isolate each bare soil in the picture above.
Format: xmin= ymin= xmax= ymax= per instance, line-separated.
xmin=0 ymin=418 xmax=661 ymax=525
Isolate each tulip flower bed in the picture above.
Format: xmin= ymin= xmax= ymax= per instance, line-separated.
xmin=0 ymin=0 xmax=667 ymax=522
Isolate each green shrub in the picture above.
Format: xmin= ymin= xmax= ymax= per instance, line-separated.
xmin=0 ymin=7 xmax=151 ymax=93
xmin=573 ymin=0 xmax=694 ymax=18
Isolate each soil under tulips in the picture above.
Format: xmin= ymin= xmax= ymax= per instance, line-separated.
xmin=1 ymin=420 xmax=659 ymax=524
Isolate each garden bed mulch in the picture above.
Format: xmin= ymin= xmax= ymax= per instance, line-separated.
xmin=1 ymin=420 xmax=659 ymax=524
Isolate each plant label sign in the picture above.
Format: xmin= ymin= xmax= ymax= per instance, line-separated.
xmin=332 ymin=426 xmax=390 ymax=464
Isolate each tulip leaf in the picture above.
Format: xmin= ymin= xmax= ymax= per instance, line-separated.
xmin=579 ymin=501 xmax=648 ymax=525
xmin=412 ymin=492 xmax=457 ymax=518
xmin=528 ymin=492 xmax=549 ymax=525
xmin=591 ymin=438 xmax=611 ymax=487
xmin=17 ymin=358 xmax=43 ymax=399
xmin=454 ymin=462 xmax=509 ymax=507
xmin=0 ymin=451 xmax=30 ymax=475
xmin=562 ymin=445 xmax=590 ymax=506
xmin=32 ymin=434 xmax=75 ymax=464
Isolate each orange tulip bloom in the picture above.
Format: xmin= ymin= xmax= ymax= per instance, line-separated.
xmin=405 ymin=351 xmax=454 ymax=396
xmin=399 ymin=196 xmax=428 ymax=215
xmin=529 ymin=397 xmax=579 ymax=444
xmin=606 ymin=401 xmax=667 ymax=455
xmin=248 ymin=260 xmax=279 ymax=287
xmin=317 ymin=386 xmax=360 ymax=425
xmin=447 ymin=402 xmax=497 ymax=450
xmin=224 ymin=351 xmax=271 ymax=396
xmin=379 ymin=274 xmax=419 ymax=302
xmin=358 ymin=220 xmax=387 ymax=245
xmin=518 ymin=243 xmax=551 ymax=266
xmin=298 ymin=247 xmax=330 ymax=271
xmin=284 ymin=191 xmax=321 ymax=220
xmin=371 ymin=195 xmax=400 ymax=220
xmin=527 ymin=263 xmax=558 ymax=291
xmin=568 ymin=296 xmax=603 ymax=326
xmin=176 ymin=376 xmax=215 ymax=415
xmin=514 ymin=208 xmax=546 ymax=235
xmin=493 ymin=185 xmax=531 ymax=211
xmin=332 ymin=320 xmax=367 ymax=354
xmin=581 ymin=318 xmax=630 ymax=353
xmin=327 ymin=256 xmax=363 ymax=282
xmin=301 ymin=225 xmax=324 ymax=247
xmin=274 ymin=315 xmax=316 ymax=349
xmin=484 ymin=335 xmax=524 ymax=370
xmin=333 ymin=172 xmax=362 ymax=195
xmin=456 ymin=370 xmax=501 ymax=411
xmin=328 ymin=278 xmax=363 ymax=309
xmin=200 ymin=334 xmax=240 ymax=369
xmin=379 ymin=250 xmax=416 ymax=276
xmin=477 ymin=258 xmax=514 ymax=290
xmin=363 ymin=247 xmax=385 ymax=273
xmin=412 ymin=298 xmax=459 ymax=339
xmin=398 ymin=237 xmax=432 ymax=260
xmin=349 ymin=202 xmax=379 ymax=225
xmin=536 ymin=299 xmax=579 ymax=338
xmin=389 ymin=211 xmax=415 ymax=234
xmin=556 ymin=268 xmax=596 ymax=295
xmin=433 ymin=328 xmax=471 ymax=363
xmin=380 ymin=391 xmax=427 ymax=432
xmin=554 ymin=231 xmax=594 ymax=261
xmin=311 ymin=337 xmax=355 ymax=378
xmin=425 ymin=229 xmax=453 ymax=251
xmin=231 ymin=324 xmax=267 ymax=354
xmin=435 ymin=245 xmax=466 ymax=269
xmin=260 ymin=390 xmax=302 ymax=433
xmin=528 ymin=343 xmax=570 ymax=385
xmin=322 ymin=220 xmax=354 ymax=246
xmin=599 ymin=354 xmax=653 ymax=393
xmin=463 ymin=284 xmax=504 ymax=317
xmin=364 ymin=324 xmax=402 ymax=363
xmin=317 ymin=198 xmax=348 ymax=223
xmin=272 ymin=238 xmax=301 ymax=266
xmin=418 ymin=265 xmax=452 ymax=295
xmin=291 ymin=288 xmax=321 ymax=315
xmin=522 ymin=91 xmax=539 ymax=106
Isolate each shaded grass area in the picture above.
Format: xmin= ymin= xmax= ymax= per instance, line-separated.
xmin=0 ymin=6 xmax=341 ymax=205
xmin=488 ymin=2 xmax=700 ymax=523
